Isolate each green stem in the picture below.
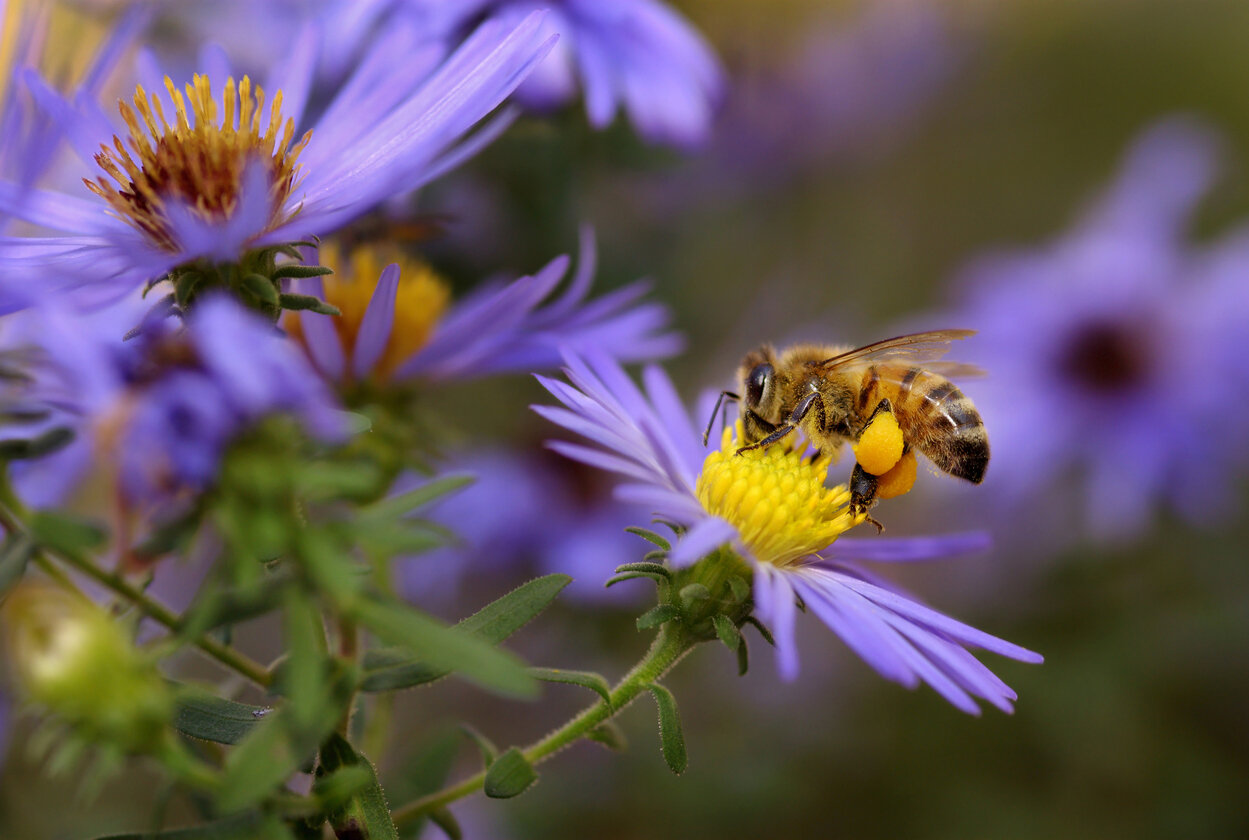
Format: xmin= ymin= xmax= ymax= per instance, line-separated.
xmin=391 ymin=623 xmax=695 ymax=828
xmin=0 ymin=473 xmax=272 ymax=689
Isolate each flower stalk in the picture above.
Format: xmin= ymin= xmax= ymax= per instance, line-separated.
xmin=392 ymin=622 xmax=696 ymax=827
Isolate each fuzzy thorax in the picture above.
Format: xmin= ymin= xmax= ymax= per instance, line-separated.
xmin=86 ymin=75 xmax=310 ymax=252
xmin=696 ymin=423 xmax=865 ymax=567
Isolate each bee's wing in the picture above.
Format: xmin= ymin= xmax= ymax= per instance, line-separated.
xmin=813 ymin=329 xmax=976 ymax=371
xmin=924 ymin=361 xmax=986 ymax=379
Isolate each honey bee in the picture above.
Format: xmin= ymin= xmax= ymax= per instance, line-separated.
xmin=704 ymin=330 xmax=988 ymax=529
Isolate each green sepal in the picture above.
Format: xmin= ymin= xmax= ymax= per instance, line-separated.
xmin=90 ymin=813 xmax=290 ymax=840
xmin=351 ymin=598 xmax=536 ymax=698
xmin=241 ymin=273 xmax=280 ymax=306
xmin=642 ymin=549 xmax=669 ymax=563
xmin=172 ymin=685 xmax=271 ymax=745
xmin=736 ymin=634 xmax=750 ymax=676
xmin=272 ymin=264 xmax=334 ymax=280
xmin=646 ymin=683 xmax=687 ymax=775
xmin=428 ymin=807 xmax=463 ymax=840
xmin=604 ymin=571 xmax=667 ymax=589
xmin=483 ymin=747 xmax=538 ymax=799
xmin=612 ymin=561 xmax=670 ymax=579
xmin=712 ymin=614 xmax=741 ymax=652
xmin=278 ymin=293 xmax=341 ymax=315
xmin=315 ymin=733 xmax=399 ymax=840
xmin=0 ymin=533 xmax=34 ymax=597
xmin=29 ymin=510 xmax=107 ymax=555
xmin=586 ymin=721 xmax=628 ymax=752
xmin=0 ymin=426 xmax=75 ymax=460
xmin=727 ymin=575 xmax=751 ymax=603
xmin=636 ymin=604 xmax=680 ymax=631
xmin=173 ymin=270 xmax=206 ymax=307
xmin=458 ymin=723 xmax=498 ymax=767
xmin=743 ymin=616 xmax=776 ymax=646
xmin=679 ymin=583 xmax=710 ymax=610
xmin=624 ymin=526 xmax=671 ymax=551
xmin=359 ymin=574 xmax=570 ymax=693
xmin=529 ymin=667 xmax=612 ymax=708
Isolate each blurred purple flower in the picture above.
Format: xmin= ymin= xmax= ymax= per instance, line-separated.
xmin=402 ymin=0 xmax=724 ymax=148
xmin=397 ymin=447 xmax=653 ymax=606
xmin=14 ymin=294 xmax=342 ymax=504
xmin=949 ymin=117 xmax=1249 ymax=540
xmin=293 ymin=226 xmax=679 ymax=386
xmin=0 ymin=12 xmax=555 ymax=310
xmin=534 ymin=351 xmax=1041 ymax=714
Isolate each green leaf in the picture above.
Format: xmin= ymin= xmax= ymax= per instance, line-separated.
xmin=29 ymin=510 xmax=107 ymax=555
xmin=173 ymin=686 xmax=271 ymax=745
xmin=362 ymin=475 xmax=475 ymax=521
xmin=458 ymin=724 xmax=497 ymax=767
xmin=272 ymin=264 xmax=333 ymax=280
xmin=359 ymin=574 xmax=571 ymax=693
xmin=178 ymin=572 xmax=291 ymax=639
xmin=316 ymin=733 xmax=398 ymax=840
xmin=351 ymin=599 xmax=536 ymax=698
xmin=91 ymin=813 xmax=289 ymax=839
xmin=483 ymin=747 xmax=537 ymax=799
xmin=427 ymin=808 xmax=463 ymax=840
xmin=636 ymin=604 xmax=680 ymax=631
xmin=0 ymin=533 xmax=34 ymax=597
xmin=0 ymin=426 xmax=75 ymax=460
xmin=647 ymin=683 xmax=687 ymax=775
xmin=586 ymin=721 xmax=628 ymax=752
xmin=529 ymin=667 xmax=612 ymax=708
xmin=241 ymin=273 xmax=280 ymax=305
xmin=712 ymin=614 xmax=741 ymax=652
xmin=278 ymin=293 xmax=340 ymax=315
xmin=624 ymin=527 xmax=671 ymax=551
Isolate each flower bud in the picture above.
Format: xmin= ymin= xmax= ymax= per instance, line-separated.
xmin=3 ymin=584 xmax=171 ymax=751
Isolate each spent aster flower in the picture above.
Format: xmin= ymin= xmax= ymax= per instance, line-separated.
xmin=401 ymin=0 xmax=724 ymax=148
xmin=13 ymin=293 xmax=342 ymax=504
xmin=949 ymin=117 xmax=1249 ymax=540
xmin=0 ymin=12 xmax=555 ymax=310
xmin=288 ymin=227 xmax=680 ymax=387
xmin=534 ymin=351 xmax=1041 ymax=714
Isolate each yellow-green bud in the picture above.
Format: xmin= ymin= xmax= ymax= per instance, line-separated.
xmin=3 ymin=584 xmax=172 ymax=751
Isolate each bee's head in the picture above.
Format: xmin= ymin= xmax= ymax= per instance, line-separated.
xmin=739 ymin=347 xmax=776 ymax=413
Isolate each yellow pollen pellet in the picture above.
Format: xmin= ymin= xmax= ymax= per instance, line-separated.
xmin=853 ymin=409 xmax=905 ymax=476
xmin=876 ymin=449 xmax=918 ymax=500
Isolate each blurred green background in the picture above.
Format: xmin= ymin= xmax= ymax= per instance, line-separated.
xmin=4 ymin=1 xmax=1249 ymax=837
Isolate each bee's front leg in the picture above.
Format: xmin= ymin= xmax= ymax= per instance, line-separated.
xmin=849 ymin=462 xmax=885 ymax=533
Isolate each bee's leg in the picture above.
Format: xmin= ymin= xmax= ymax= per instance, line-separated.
xmin=849 ymin=462 xmax=885 ymax=533
xmin=865 ymin=397 xmax=894 ymax=425
xmin=702 ymin=390 xmax=740 ymax=446
xmin=736 ymin=392 xmax=826 ymax=455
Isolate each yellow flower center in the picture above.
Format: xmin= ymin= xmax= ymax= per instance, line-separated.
xmin=85 ymin=75 xmax=311 ymax=252
xmin=695 ymin=423 xmax=865 ymax=567
xmin=287 ymin=242 xmax=451 ymax=381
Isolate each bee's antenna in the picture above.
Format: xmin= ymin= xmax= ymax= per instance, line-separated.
xmin=703 ymin=390 xmax=739 ymax=446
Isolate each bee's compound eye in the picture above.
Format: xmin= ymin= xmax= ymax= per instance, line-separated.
xmin=745 ymin=363 xmax=773 ymax=407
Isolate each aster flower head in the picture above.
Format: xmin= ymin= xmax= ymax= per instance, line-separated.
xmin=406 ymin=0 xmax=724 ymax=149
xmin=534 ymin=351 xmax=1042 ymax=714
xmin=14 ymin=292 xmax=343 ymax=504
xmin=951 ymin=116 xmax=1249 ymax=539
xmin=289 ymin=226 xmax=681 ymax=388
xmin=0 ymin=11 xmax=557 ymax=311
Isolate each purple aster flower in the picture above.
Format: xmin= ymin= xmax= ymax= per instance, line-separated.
xmin=0 ymin=12 xmax=556 ymax=310
xmin=288 ymin=226 xmax=681 ymax=386
xmin=399 ymin=0 xmax=724 ymax=148
xmin=13 ymin=293 xmax=342 ymax=505
xmin=534 ymin=351 xmax=1042 ymax=714
xmin=948 ymin=117 xmax=1249 ymax=540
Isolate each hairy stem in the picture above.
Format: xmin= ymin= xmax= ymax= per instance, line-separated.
xmin=391 ymin=623 xmax=695 ymax=827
